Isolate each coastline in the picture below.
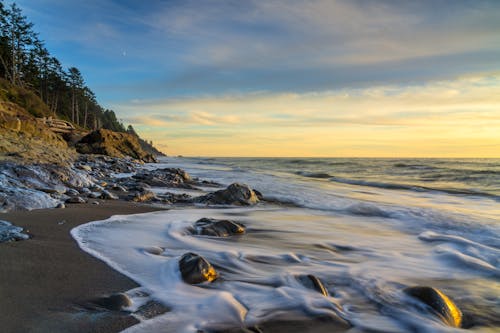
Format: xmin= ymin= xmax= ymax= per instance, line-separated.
xmin=0 ymin=200 xmax=164 ymax=333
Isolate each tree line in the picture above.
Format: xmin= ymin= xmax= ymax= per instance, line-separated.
xmin=0 ymin=1 xmax=126 ymax=132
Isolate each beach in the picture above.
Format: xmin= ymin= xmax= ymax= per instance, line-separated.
xmin=1 ymin=156 xmax=499 ymax=333
xmin=0 ymin=200 xmax=163 ymax=333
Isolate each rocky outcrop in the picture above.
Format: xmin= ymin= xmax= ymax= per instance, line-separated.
xmin=0 ymin=101 xmax=75 ymax=165
xmin=76 ymin=129 xmax=157 ymax=163
xmin=194 ymin=183 xmax=260 ymax=206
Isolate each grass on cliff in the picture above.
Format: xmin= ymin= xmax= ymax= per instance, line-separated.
xmin=0 ymin=79 xmax=51 ymax=118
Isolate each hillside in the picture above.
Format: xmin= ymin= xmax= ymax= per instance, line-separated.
xmin=0 ymin=80 xmax=162 ymax=164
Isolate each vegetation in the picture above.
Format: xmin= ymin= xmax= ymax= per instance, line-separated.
xmin=0 ymin=1 xmax=127 ymax=132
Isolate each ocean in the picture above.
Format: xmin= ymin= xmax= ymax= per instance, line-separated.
xmin=72 ymin=157 xmax=500 ymax=332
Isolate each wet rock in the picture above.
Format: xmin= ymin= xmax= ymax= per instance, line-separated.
xmin=66 ymin=196 xmax=86 ymax=204
xmin=92 ymin=293 xmax=132 ymax=311
xmin=56 ymin=203 xmax=65 ymax=209
xmin=111 ymin=184 xmax=128 ymax=192
xmin=179 ymin=252 xmax=218 ymax=284
xmin=65 ymin=188 xmax=80 ymax=196
xmin=38 ymin=186 xmax=66 ymax=194
xmin=157 ymin=192 xmax=192 ymax=204
xmin=92 ymin=201 xmax=100 ymax=205
xmin=404 ymin=286 xmax=462 ymax=327
xmin=88 ymin=192 xmax=101 ymax=199
xmin=80 ymin=187 xmax=91 ymax=195
xmin=296 ymin=274 xmax=329 ymax=296
xmin=100 ymin=190 xmax=118 ymax=200
xmin=0 ymin=220 xmax=30 ymax=242
xmin=143 ymin=246 xmax=164 ymax=255
xmin=253 ymin=189 xmax=263 ymax=200
xmin=195 ymin=183 xmax=260 ymax=206
xmin=133 ymin=168 xmax=194 ymax=188
xmin=189 ymin=218 xmax=245 ymax=237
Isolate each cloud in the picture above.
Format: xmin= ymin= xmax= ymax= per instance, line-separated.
xmin=116 ymin=73 xmax=500 ymax=156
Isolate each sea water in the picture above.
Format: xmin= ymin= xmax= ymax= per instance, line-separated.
xmin=72 ymin=157 xmax=500 ymax=332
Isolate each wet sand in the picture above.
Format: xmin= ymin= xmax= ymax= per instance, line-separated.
xmin=0 ymin=200 xmax=164 ymax=333
xmin=0 ymin=201 xmax=350 ymax=333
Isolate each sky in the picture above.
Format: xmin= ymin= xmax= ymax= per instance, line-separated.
xmin=15 ymin=0 xmax=500 ymax=157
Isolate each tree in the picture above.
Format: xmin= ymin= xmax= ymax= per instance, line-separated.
xmin=67 ymin=66 xmax=84 ymax=124
xmin=0 ymin=2 xmax=37 ymax=86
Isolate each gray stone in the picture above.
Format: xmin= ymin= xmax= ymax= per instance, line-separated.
xmin=65 ymin=196 xmax=86 ymax=204
xmin=65 ymin=188 xmax=80 ymax=196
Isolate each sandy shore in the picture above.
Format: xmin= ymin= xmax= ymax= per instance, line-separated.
xmin=0 ymin=200 xmax=164 ymax=333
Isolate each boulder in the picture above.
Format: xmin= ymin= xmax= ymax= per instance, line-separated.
xmin=76 ymin=129 xmax=157 ymax=163
xmin=189 ymin=218 xmax=245 ymax=237
xmin=195 ymin=183 xmax=260 ymax=206
xmin=179 ymin=252 xmax=218 ymax=284
xmin=404 ymin=286 xmax=462 ymax=327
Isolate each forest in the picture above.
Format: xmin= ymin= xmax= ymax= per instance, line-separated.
xmin=0 ymin=1 xmax=134 ymax=134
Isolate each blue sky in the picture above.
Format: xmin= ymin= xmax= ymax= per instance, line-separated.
xmin=14 ymin=0 xmax=500 ymax=156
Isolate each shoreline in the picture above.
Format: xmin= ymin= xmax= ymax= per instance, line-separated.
xmin=0 ymin=200 xmax=164 ymax=333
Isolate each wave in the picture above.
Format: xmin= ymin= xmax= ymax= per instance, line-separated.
xmin=328 ymin=176 xmax=499 ymax=200
xmin=295 ymin=171 xmax=333 ymax=179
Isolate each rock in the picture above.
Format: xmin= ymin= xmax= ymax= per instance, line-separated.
xmin=76 ymin=129 xmax=157 ymax=163
xmin=38 ymin=186 xmax=66 ymax=194
xmin=111 ymin=184 xmax=127 ymax=192
xmin=195 ymin=183 xmax=260 ymax=206
xmin=179 ymin=252 xmax=218 ymax=284
xmin=189 ymin=218 xmax=245 ymax=237
xmin=80 ymin=187 xmax=91 ymax=195
xmin=65 ymin=196 xmax=86 ymax=204
xmin=56 ymin=203 xmax=65 ymax=209
xmin=65 ymin=188 xmax=80 ymax=196
xmin=158 ymin=192 xmax=192 ymax=204
xmin=130 ymin=190 xmax=156 ymax=202
xmin=0 ymin=220 xmax=30 ymax=242
xmin=133 ymin=168 xmax=194 ymax=188
xmin=404 ymin=286 xmax=462 ymax=327
xmin=88 ymin=192 xmax=101 ymax=199
xmin=143 ymin=246 xmax=164 ymax=255
xmin=296 ymin=274 xmax=329 ymax=296
xmin=253 ymin=189 xmax=263 ymax=200
xmin=92 ymin=201 xmax=100 ymax=205
xmin=100 ymin=190 xmax=118 ymax=200
xmin=92 ymin=293 xmax=132 ymax=311
xmin=77 ymin=164 xmax=92 ymax=172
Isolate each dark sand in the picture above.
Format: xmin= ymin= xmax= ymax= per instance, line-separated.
xmin=0 ymin=200 xmax=164 ymax=333
xmin=0 ymin=201 xmax=350 ymax=333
